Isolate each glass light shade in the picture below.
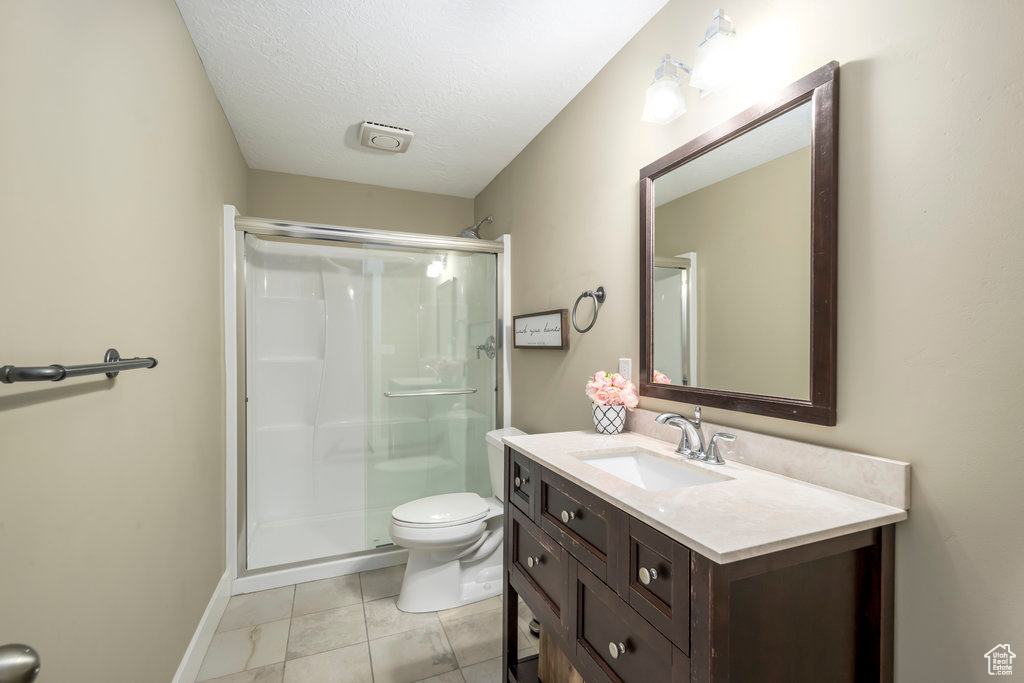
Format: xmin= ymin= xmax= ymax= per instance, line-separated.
xmin=642 ymin=76 xmax=687 ymax=124
xmin=689 ymin=31 xmax=740 ymax=93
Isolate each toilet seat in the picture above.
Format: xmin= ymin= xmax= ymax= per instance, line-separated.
xmin=391 ymin=492 xmax=489 ymax=529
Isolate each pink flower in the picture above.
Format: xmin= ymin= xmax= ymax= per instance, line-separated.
xmin=585 ymin=370 xmax=639 ymax=410
xmin=594 ymin=386 xmax=618 ymax=405
xmin=622 ymin=388 xmax=639 ymax=409
xmin=653 ymin=370 xmax=672 ymax=384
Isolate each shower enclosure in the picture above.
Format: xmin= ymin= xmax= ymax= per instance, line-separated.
xmin=237 ymin=219 xmax=502 ymax=572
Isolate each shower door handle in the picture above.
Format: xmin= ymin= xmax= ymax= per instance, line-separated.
xmin=383 ymin=388 xmax=478 ymax=398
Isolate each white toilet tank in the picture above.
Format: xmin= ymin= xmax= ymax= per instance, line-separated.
xmin=485 ymin=427 xmax=526 ymax=502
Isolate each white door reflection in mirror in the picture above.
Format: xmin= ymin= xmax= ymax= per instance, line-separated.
xmin=654 ymin=253 xmax=697 ymax=387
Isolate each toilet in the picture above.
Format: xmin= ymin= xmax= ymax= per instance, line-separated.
xmin=390 ymin=426 xmax=526 ymax=613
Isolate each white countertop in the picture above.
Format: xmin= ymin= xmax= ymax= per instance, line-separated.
xmin=503 ymin=430 xmax=907 ymax=564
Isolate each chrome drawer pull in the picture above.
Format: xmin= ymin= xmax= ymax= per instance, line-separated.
xmin=514 ymin=474 xmax=529 ymax=488
xmin=638 ymin=567 xmax=659 ymax=585
xmin=527 ymin=555 xmax=542 ymax=568
xmin=608 ymin=641 xmax=626 ymax=660
xmin=560 ymin=509 xmax=576 ymax=523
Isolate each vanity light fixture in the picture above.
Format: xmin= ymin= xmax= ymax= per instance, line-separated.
xmin=641 ymin=8 xmax=739 ymax=124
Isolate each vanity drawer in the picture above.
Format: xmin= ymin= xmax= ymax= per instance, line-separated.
xmin=571 ymin=562 xmax=689 ymax=683
xmin=627 ymin=519 xmax=690 ymax=654
xmin=511 ymin=507 xmax=568 ymax=624
xmin=508 ymin=448 xmax=535 ymax=518
xmin=539 ymin=468 xmax=627 ymax=588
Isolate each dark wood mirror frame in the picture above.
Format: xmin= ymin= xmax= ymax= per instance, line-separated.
xmin=639 ymin=61 xmax=839 ymax=425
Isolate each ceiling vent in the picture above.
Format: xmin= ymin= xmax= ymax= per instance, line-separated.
xmin=359 ymin=121 xmax=414 ymax=153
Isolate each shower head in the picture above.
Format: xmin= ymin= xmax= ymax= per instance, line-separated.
xmin=460 ymin=215 xmax=493 ymax=239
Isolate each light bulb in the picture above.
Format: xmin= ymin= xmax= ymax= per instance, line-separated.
xmin=642 ymin=76 xmax=687 ymax=124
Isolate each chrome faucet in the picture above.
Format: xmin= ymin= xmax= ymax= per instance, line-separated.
xmin=654 ymin=408 xmax=735 ymax=465
xmin=655 ymin=407 xmax=706 ymax=458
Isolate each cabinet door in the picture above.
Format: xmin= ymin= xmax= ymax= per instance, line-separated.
xmin=570 ymin=561 xmax=689 ymax=683
xmin=539 ymin=467 xmax=627 ymax=590
xmin=627 ymin=518 xmax=691 ymax=654
xmin=510 ymin=506 xmax=568 ymax=634
xmin=508 ymin=448 xmax=535 ymax=518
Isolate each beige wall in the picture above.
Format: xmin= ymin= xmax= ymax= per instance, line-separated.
xmin=655 ymin=148 xmax=811 ymax=398
xmin=475 ymin=1 xmax=1024 ymax=680
xmin=248 ymin=169 xmax=474 ymax=236
xmin=0 ymin=1 xmax=247 ymax=681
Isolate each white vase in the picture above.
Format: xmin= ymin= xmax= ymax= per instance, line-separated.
xmin=592 ymin=404 xmax=626 ymax=434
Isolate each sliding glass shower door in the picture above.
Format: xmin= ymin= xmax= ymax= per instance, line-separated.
xmin=244 ymin=234 xmax=496 ymax=570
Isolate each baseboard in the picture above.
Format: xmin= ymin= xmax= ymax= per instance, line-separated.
xmin=172 ymin=570 xmax=231 ymax=683
xmin=232 ymin=548 xmax=407 ymax=595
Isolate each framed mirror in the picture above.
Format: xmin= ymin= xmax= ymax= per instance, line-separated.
xmin=639 ymin=62 xmax=838 ymax=425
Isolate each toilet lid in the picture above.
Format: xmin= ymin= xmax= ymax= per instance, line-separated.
xmin=392 ymin=492 xmax=489 ymax=528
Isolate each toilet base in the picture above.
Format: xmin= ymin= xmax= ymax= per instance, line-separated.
xmin=395 ymin=527 xmax=504 ymax=613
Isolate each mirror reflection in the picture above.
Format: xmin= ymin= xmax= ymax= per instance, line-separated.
xmin=653 ymin=101 xmax=812 ymax=399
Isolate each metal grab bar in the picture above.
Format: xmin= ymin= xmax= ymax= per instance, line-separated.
xmin=0 ymin=348 xmax=158 ymax=384
xmin=383 ymin=388 xmax=478 ymax=398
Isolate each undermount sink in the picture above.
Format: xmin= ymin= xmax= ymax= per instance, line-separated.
xmin=579 ymin=448 xmax=733 ymax=491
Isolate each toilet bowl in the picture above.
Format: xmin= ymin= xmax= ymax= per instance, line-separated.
xmin=390 ymin=427 xmax=526 ymax=613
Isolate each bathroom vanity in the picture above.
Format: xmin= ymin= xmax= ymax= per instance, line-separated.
xmin=498 ymin=58 xmax=905 ymax=683
xmin=500 ymin=430 xmax=907 ymax=683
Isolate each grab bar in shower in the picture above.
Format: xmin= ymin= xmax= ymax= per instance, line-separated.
xmin=0 ymin=348 xmax=158 ymax=384
xmin=383 ymin=388 xmax=478 ymax=398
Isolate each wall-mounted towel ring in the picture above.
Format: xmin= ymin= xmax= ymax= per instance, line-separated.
xmin=572 ymin=286 xmax=606 ymax=333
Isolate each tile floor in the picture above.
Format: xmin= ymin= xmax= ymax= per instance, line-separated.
xmin=196 ymin=564 xmax=539 ymax=683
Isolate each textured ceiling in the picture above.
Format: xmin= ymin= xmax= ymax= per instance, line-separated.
xmin=176 ymin=0 xmax=669 ymax=198
xmin=655 ymin=102 xmax=812 ymax=206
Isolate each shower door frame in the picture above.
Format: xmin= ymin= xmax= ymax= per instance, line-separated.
xmin=225 ymin=212 xmax=510 ymax=593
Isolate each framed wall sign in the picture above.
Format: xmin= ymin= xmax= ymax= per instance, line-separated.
xmin=513 ymin=309 xmax=569 ymax=349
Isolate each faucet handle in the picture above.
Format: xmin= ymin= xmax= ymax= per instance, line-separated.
xmin=704 ymin=432 xmax=735 ymax=465
xmin=693 ymin=406 xmax=701 ymax=426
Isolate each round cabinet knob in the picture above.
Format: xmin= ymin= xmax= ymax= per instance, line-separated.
xmin=638 ymin=567 xmax=659 ymax=585
xmin=514 ymin=476 xmax=522 ymax=488
xmin=527 ymin=555 xmax=541 ymax=568
xmin=560 ymin=510 xmax=576 ymax=523
xmin=608 ymin=641 xmax=626 ymax=660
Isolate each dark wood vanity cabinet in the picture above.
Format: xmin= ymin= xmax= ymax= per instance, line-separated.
xmin=503 ymin=447 xmax=895 ymax=683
